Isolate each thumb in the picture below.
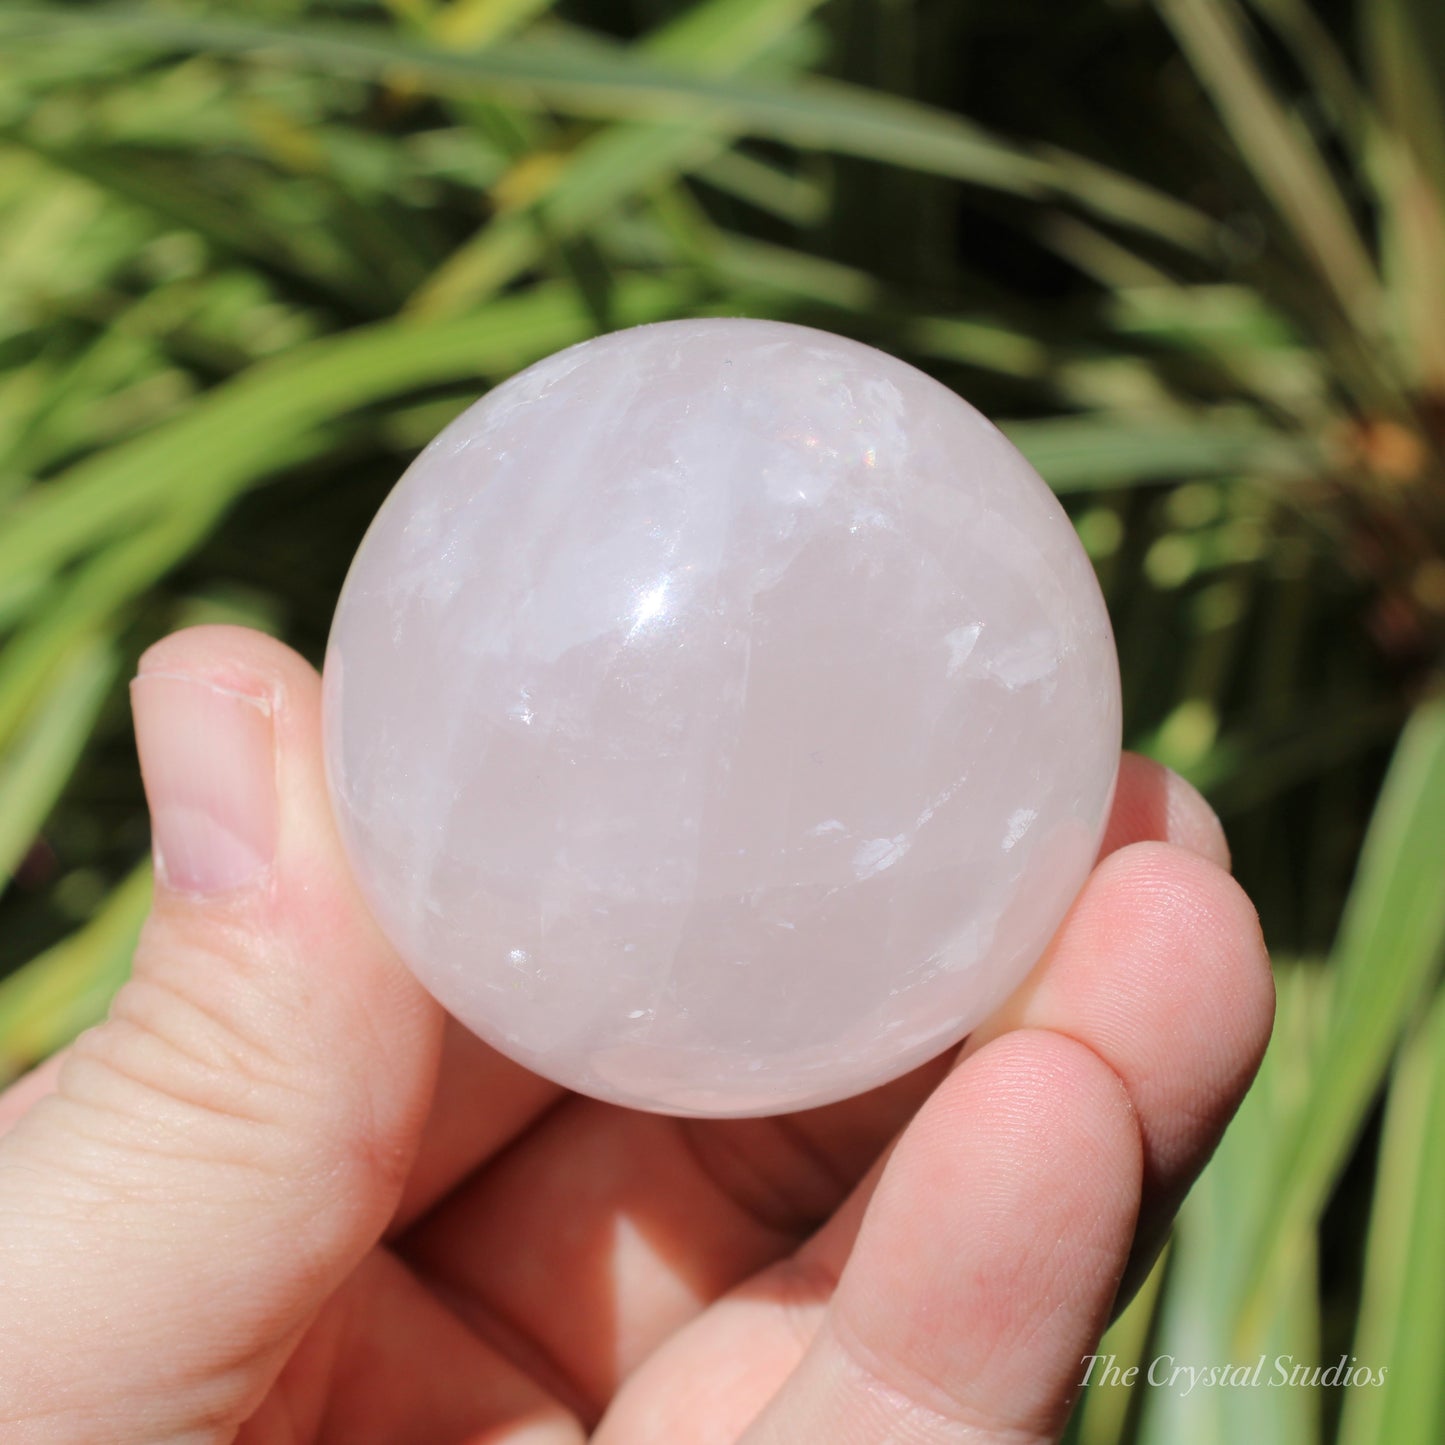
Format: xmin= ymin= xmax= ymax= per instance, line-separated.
xmin=0 ymin=625 xmax=443 ymax=1442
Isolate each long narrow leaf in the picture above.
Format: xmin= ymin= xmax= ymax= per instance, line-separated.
xmin=1338 ymin=983 xmax=1445 ymax=1445
xmin=1365 ymin=0 xmax=1445 ymax=391
xmin=1002 ymin=415 xmax=1318 ymax=492
xmin=0 ymin=504 xmax=229 ymax=751
xmin=1155 ymin=0 xmax=1384 ymax=336
xmin=0 ymin=275 xmax=690 ymax=586
xmin=1139 ymin=964 xmax=1325 ymax=1445
xmin=410 ymin=0 xmax=827 ymax=316
xmin=0 ymin=636 xmax=119 ymax=886
xmin=1237 ymin=697 xmax=1445 ymax=1345
xmin=0 ymin=864 xmax=151 ymax=1082
xmin=0 ymin=7 xmax=1214 ymax=252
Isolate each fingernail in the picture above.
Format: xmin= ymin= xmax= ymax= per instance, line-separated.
xmin=130 ymin=671 xmax=279 ymax=895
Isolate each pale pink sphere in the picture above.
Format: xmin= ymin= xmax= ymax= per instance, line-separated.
xmin=323 ymin=319 xmax=1120 ymax=1116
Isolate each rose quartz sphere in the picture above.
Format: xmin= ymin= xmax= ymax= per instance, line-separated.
xmin=323 ymin=318 xmax=1120 ymax=1116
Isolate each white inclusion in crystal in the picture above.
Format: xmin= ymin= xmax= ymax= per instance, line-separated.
xmin=627 ymin=577 xmax=671 ymax=638
xmin=808 ymin=818 xmax=846 ymax=837
xmin=848 ymin=505 xmax=890 ymax=535
xmin=915 ymin=777 xmax=966 ymax=829
xmin=986 ymin=629 xmax=1061 ymax=689
xmin=1001 ymin=808 xmax=1037 ymax=851
xmin=854 ymin=835 xmax=910 ymax=879
xmin=507 ymin=948 xmax=531 ymax=969
xmin=507 ymin=688 xmax=536 ymax=725
xmin=944 ymin=622 xmax=983 ymax=676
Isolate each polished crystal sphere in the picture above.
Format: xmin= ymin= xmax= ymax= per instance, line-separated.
xmin=323 ymin=318 xmax=1120 ymax=1116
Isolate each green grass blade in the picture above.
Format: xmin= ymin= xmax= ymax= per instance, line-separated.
xmin=600 ymin=197 xmax=882 ymax=313
xmin=1366 ymin=0 xmax=1445 ymax=199
xmin=0 ymin=634 xmax=119 ymax=887
xmin=1237 ymin=696 xmax=1445 ymax=1346
xmin=0 ymin=275 xmax=690 ymax=586
xmin=0 ymin=863 xmax=151 ymax=1082
xmin=1136 ymin=964 xmax=1326 ymax=1445
xmin=1002 ymin=415 xmax=1318 ymax=492
xmin=634 ymin=0 xmax=823 ymax=66
xmin=1248 ymin=0 xmax=1375 ymax=156
xmin=0 ymin=7 xmax=1214 ymax=252
xmin=7 ymin=138 xmax=381 ymax=310
xmin=904 ymin=315 xmax=1052 ymax=380
xmin=1106 ymin=283 xmax=1329 ymax=421
xmin=1155 ymin=0 xmax=1384 ymax=337
xmin=0 ymin=505 xmax=229 ymax=751
xmin=1365 ymin=0 xmax=1445 ymax=392
xmin=409 ymin=0 xmax=826 ymax=317
xmin=424 ymin=0 xmax=558 ymax=49
xmin=1338 ymin=982 xmax=1445 ymax=1445
xmin=692 ymin=148 xmax=828 ymax=225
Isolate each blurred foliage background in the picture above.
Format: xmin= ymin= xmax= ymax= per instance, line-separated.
xmin=0 ymin=0 xmax=1442 ymax=1440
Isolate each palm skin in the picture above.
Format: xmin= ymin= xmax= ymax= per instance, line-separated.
xmin=0 ymin=627 xmax=1272 ymax=1445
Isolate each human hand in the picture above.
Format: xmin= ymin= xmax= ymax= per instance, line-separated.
xmin=0 ymin=626 xmax=1272 ymax=1444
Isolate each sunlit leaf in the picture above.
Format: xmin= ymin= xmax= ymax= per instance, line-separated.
xmin=1237 ymin=697 xmax=1445 ymax=1347
xmin=1339 ymin=982 xmax=1445 ymax=1445
xmin=0 ymin=864 xmax=151 ymax=1082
